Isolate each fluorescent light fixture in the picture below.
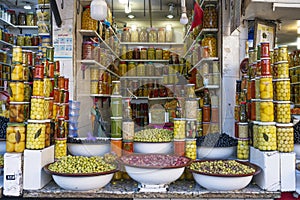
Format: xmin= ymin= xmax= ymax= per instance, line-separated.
xmin=24 ymin=3 xmax=31 ymax=10
xmin=127 ymin=14 xmax=135 ymax=19
xmin=166 ymin=14 xmax=174 ymax=19
xmin=273 ymin=3 xmax=300 ymax=11
xmin=166 ymin=3 xmax=175 ymax=19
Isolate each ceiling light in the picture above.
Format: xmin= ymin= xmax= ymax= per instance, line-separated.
xmin=166 ymin=3 xmax=175 ymax=19
xmin=127 ymin=14 xmax=135 ymax=19
xmin=125 ymin=3 xmax=131 ymax=14
xmin=91 ymin=0 xmax=107 ymax=21
xmin=297 ymin=37 xmax=300 ymax=49
xmin=24 ymin=2 xmax=31 ymax=10
xmin=166 ymin=14 xmax=174 ymax=19
xmin=119 ymin=0 xmax=128 ymax=4
xmin=180 ymin=12 xmax=188 ymax=24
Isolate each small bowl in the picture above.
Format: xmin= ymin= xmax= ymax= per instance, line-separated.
xmin=197 ymin=146 xmax=236 ymax=159
xmin=43 ymin=163 xmax=117 ymax=191
xmin=119 ymin=154 xmax=191 ymax=185
xmin=67 ymin=138 xmax=110 ymax=157
xmin=134 ymin=141 xmax=173 ymax=154
xmin=188 ymin=160 xmax=261 ymax=191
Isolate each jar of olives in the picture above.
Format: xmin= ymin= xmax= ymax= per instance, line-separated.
xmin=237 ymin=138 xmax=249 ymax=160
xmin=185 ymin=138 xmax=197 ymax=160
xmin=276 ymin=123 xmax=294 ymax=152
xmin=203 ymin=4 xmax=218 ymax=28
xmin=26 ymin=12 xmax=34 ymax=26
xmin=6 ymin=123 xmax=26 ymax=153
xmin=26 ymin=120 xmax=46 ymax=150
xmin=55 ymin=138 xmax=67 ymax=159
xmin=275 ymin=79 xmax=290 ymax=101
xmin=274 ymin=101 xmax=291 ymax=123
xmin=276 ymin=61 xmax=289 ymax=78
xmin=30 ymin=96 xmax=45 ymax=120
xmin=257 ymin=122 xmax=276 ymax=151
xmin=252 ymin=121 xmax=259 ymax=148
xmin=202 ymin=34 xmax=217 ymax=57
xmin=17 ymin=34 xmax=25 ymax=46
xmin=24 ymin=34 xmax=32 ymax=46
xmin=278 ymin=45 xmax=288 ymax=61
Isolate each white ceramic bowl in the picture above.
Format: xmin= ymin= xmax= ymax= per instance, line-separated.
xmin=67 ymin=138 xmax=110 ymax=157
xmin=44 ymin=164 xmax=116 ymax=191
xmin=197 ymin=146 xmax=236 ymax=160
xmin=294 ymin=144 xmax=300 ymax=159
xmin=189 ymin=160 xmax=261 ymax=191
xmin=120 ymin=154 xmax=191 ymax=185
xmin=134 ymin=142 xmax=173 ymax=154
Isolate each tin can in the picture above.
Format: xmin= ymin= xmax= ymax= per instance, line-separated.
xmin=46 ymin=47 xmax=54 ymax=62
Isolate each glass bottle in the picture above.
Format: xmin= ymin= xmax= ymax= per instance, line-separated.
xmin=203 ymin=89 xmax=211 ymax=105
xmin=240 ymin=102 xmax=247 ymax=122
xmin=123 ymin=98 xmax=132 ymax=120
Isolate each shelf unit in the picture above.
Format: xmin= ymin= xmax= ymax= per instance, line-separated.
xmin=0 ymin=18 xmax=38 ymax=29
xmin=79 ymin=60 xmax=120 ymax=78
xmin=291 ymin=82 xmax=300 ymax=85
xmin=120 ymin=76 xmax=163 ymax=80
xmin=0 ymin=40 xmax=39 ymax=49
xmin=195 ymin=85 xmax=220 ymax=92
xmin=120 ymin=59 xmax=169 ymax=63
xmin=189 ymin=57 xmax=219 ymax=73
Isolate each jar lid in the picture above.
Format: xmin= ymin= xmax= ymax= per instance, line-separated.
xmin=186 ymin=118 xmax=197 ymax=121
xmin=252 ymin=121 xmax=260 ymax=124
xmin=28 ymin=119 xmax=48 ymax=123
xmin=158 ymin=27 xmax=165 ymax=31
xmin=10 ymin=101 xmax=30 ymax=105
xmin=111 ymin=117 xmax=123 ymax=120
xmin=273 ymin=78 xmax=290 ymax=81
xmin=7 ymin=122 xmax=26 ymax=127
xmin=31 ymin=96 xmax=45 ymax=99
xmin=260 ymin=75 xmax=273 ymax=78
xmin=119 ymin=61 xmax=126 ymax=64
xmin=258 ymin=122 xmax=276 ymax=126
xmin=111 ymin=137 xmax=122 ymax=141
xmin=238 ymin=122 xmax=248 ymax=125
xmin=237 ymin=138 xmax=250 ymax=141
xmin=273 ymin=101 xmax=291 ymax=104
xmin=261 ymin=57 xmax=271 ymax=60
xmin=173 ymin=139 xmax=186 ymax=142
xmin=111 ymin=95 xmax=122 ymax=98
xmin=112 ymin=80 xmax=120 ymax=83
xmin=185 ymin=138 xmax=196 ymax=141
xmin=259 ymin=99 xmax=273 ymax=102
xmin=275 ymin=61 xmax=289 ymax=64
xmin=186 ymin=83 xmax=195 ymax=87
xmin=276 ymin=123 xmax=293 ymax=127
xmin=141 ymin=47 xmax=147 ymax=50
xmin=251 ymin=99 xmax=260 ymax=102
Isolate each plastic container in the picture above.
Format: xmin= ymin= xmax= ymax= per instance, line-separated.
xmin=174 ymin=118 xmax=186 ymax=139
xmin=9 ymin=102 xmax=29 ymax=123
xmin=276 ymin=123 xmax=294 ymax=152
xmin=6 ymin=123 xmax=26 ymax=153
xmin=69 ymin=114 xmax=79 ymax=122
xmin=26 ymin=120 xmax=46 ymax=150
xmin=257 ymin=122 xmax=276 ymax=151
xmin=69 ymin=108 xmax=80 ymax=116
xmin=69 ymin=122 xmax=79 ymax=130
xmin=260 ymin=100 xmax=274 ymax=122
xmin=274 ymin=101 xmax=291 ymax=123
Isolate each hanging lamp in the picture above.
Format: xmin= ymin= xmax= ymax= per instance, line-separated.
xmin=91 ymin=0 xmax=107 ymax=21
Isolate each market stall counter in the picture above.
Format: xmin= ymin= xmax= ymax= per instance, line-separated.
xmin=23 ymin=180 xmax=281 ymax=199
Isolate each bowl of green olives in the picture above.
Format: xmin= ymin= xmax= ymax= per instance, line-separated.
xmin=133 ymin=128 xmax=173 ymax=154
xmin=188 ymin=160 xmax=261 ymax=191
xmin=67 ymin=137 xmax=110 ymax=157
xmin=119 ymin=154 xmax=191 ymax=185
xmin=44 ymin=155 xmax=118 ymax=191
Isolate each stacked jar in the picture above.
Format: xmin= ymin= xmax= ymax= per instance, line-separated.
xmin=122 ymin=98 xmax=134 ymax=156
xmin=272 ymin=45 xmax=294 ymax=152
xmin=111 ymin=91 xmax=123 ymax=156
xmin=90 ymin=68 xmax=112 ymax=95
xmin=289 ymin=49 xmax=300 ymax=106
xmin=6 ymin=46 xmax=32 ymax=153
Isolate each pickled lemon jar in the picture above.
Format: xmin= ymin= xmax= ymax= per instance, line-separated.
xmin=30 ymin=96 xmax=45 ymax=120
xmin=26 ymin=120 xmax=46 ymax=150
xmin=6 ymin=123 xmax=26 ymax=153
xmin=260 ymin=100 xmax=274 ymax=122
xmin=276 ymin=123 xmax=294 ymax=152
xmin=185 ymin=138 xmax=197 ymax=160
xmin=202 ymin=34 xmax=217 ymax=57
xmin=32 ymin=79 xmax=44 ymax=96
xmin=276 ymin=61 xmax=289 ymax=78
xmin=275 ymin=79 xmax=290 ymax=101
xmin=9 ymin=81 xmax=25 ymax=102
xmin=260 ymin=76 xmax=273 ymax=99
xmin=274 ymin=101 xmax=291 ymax=123
xmin=11 ymin=63 xmax=24 ymax=81
xmin=257 ymin=122 xmax=277 ymax=151
xmin=237 ymin=138 xmax=249 ymax=160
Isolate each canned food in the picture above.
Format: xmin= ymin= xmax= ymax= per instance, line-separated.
xmin=276 ymin=123 xmax=293 ymax=152
xmin=6 ymin=123 xmax=26 ymax=153
xmin=26 ymin=120 xmax=46 ymax=150
xmin=260 ymin=100 xmax=274 ymax=122
xmin=257 ymin=122 xmax=276 ymax=151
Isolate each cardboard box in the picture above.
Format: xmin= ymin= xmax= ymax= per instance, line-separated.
xmin=23 ymin=145 xmax=54 ymax=190
xmin=280 ymin=152 xmax=296 ymax=192
xmin=250 ymin=147 xmax=280 ymax=191
xmin=3 ymin=152 xmax=23 ymax=196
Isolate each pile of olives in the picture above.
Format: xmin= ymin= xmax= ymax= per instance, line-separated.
xmin=196 ymin=133 xmax=237 ymax=147
xmin=294 ymin=121 xmax=300 ymax=144
xmin=48 ymin=155 xmax=116 ymax=174
xmin=134 ymin=128 xmax=173 ymax=142
xmin=189 ymin=160 xmax=256 ymax=175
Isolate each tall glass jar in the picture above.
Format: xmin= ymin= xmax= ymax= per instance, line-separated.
xmin=18 ymin=12 xmax=26 ymax=25
xmin=139 ymin=27 xmax=148 ymax=42
xmin=26 ymin=12 xmax=34 ymax=26
xmin=157 ymin=28 xmax=165 ymax=42
xmin=202 ymin=34 xmax=217 ymax=57
xmin=81 ymin=6 xmax=98 ymax=31
xmin=166 ymin=26 xmax=173 ymax=42
xmin=203 ymin=4 xmax=218 ymax=28
xmin=122 ymin=28 xmax=131 ymax=42
xmin=148 ymin=28 xmax=157 ymax=43
xmin=131 ymin=28 xmax=139 ymax=42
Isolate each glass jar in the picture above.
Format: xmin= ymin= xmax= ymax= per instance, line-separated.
xmin=30 ymin=96 xmax=45 ymax=120
xmin=18 ymin=12 xmax=26 ymax=25
xmin=274 ymin=101 xmax=291 ymax=123
xmin=155 ymin=48 xmax=163 ymax=60
xmin=157 ymin=28 xmax=165 ymax=43
xmin=6 ymin=123 xmax=26 ymax=153
xmin=186 ymin=84 xmax=196 ymax=98
xmin=111 ymin=96 xmax=122 ymax=117
xmin=139 ymin=27 xmax=148 ymax=42
xmin=16 ymin=34 xmax=25 ymax=46
xmin=133 ymin=48 xmax=140 ymax=59
xmin=126 ymin=49 xmax=133 ymax=60
xmin=259 ymin=76 xmax=273 ymax=99
xmin=131 ymin=28 xmax=139 ymax=42
xmin=24 ymin=34 xmax=32 ymax=46
xmin=26 ymin=121 xmax=46 ymax=150
xmin=147 ymin=62 xmax=155 ymax=76
xmin=186 ymin=119 xmax=197 ymax=138
xmin=185 ymin=99 xmax=198 ymax=119
xmin=261 ymin=58 xmax=271 ymax=76
xmin=10 ymin=10 xmax=16 ymax=25
xmin=140 ymin=48 xmax=147 ymax=60
xmin=12 ymin=46 xmax=22 ymax=63
xmin=202 ymin=34 xmax=217 ymax=57
xmin=111 ymin=117 xmax=122 ymax=138
xmin=148 ymin=47 xmax=155 ymax=60
xmin=9 ymin=102 xmax=30 ymax=123
xmin=237 ymin=138 xmax=249 ymax=160
xmin=278 ymin=45 xmax=288 ymax=61
xmin=26 ymin=12 xmax=34 ymax=26
xmin=148 ymin=28 xmax=157 ymax=42
xmin=203 ymin=4 xmax=218 ymax=28
xmin=185 ymin=138 xmax=197 ymax=159
xmin=81 ymin=6 xmax=97 ymax=30
xmin=174 ymin=118 xmax=186 ymax=139
xmin=276 ymin=61 xmax=289 ymax=78
xmin=257 ymin=122 xmax=276 ymax=151
xmin=165 ymin=26 xmax=173 ymax=42
xmin=260 ymin=100 xmax=274 ymax=122
xmin=136 ymin=63 xmax=145 ymax=76
xmin=275 ymin=79 xmax=290 ymax=101
xmin=276 ymin=123 xmax=294 ymax=152
xmin=127 ymin=62 xmax=136 ymax=76
xmin=122 ymin=120 xmax=134 ymax=140
xmin=119 ymin=61 xmax=127 ymax=76
xmin=55 ymin=139 xmax=67 ymax=159
xmin=31 ymin=34 xmax=40 ymax=46
xmin=112 ymin=81 xmax=121 ymax=95
xmin=122 ymin=28 xmax=131 ymax=42
xmin=82 ymin=41 xmax=93 ymax=60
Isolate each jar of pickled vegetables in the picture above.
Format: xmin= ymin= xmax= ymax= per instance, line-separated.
xmin=186 ymin=119 xmax=197 ymax=138
xmin=9 ymin=102 xmax=30 ymax=123
xmin=173 ymin=118 xmax=186 ymax=139
xmin=148 ymin=47 xmax=155 ymax=60
xmin=30 ymin=96 xmax=45 ymax=120
xmin=32 ymin=79 xmax=44 ymax=96
xmin=122 ymin=28 xmax=130 ymax=42
xmin=275 ymin=79 xmax=290 ymax=101
xmin=9 ymin=81 xmax=25 ymax=102
xmin=158 ymin=28 xmax=165 ymax=42
xmin=203 ymin=4 xmax=218 ymax=28
xmin=131 ymin=28 xmax=139 ymax=42
xmin=259 ymin=76 xmax=273 ymax=99
xmin=111 ymin=95 xmax=122 ymax=117
xmin=127 ymin=62 xmax=136 ymax=76
xmin=140 ymin=48 xmax=147 ymax=60
xmin=238 ymin=122 xmax=248 ymax=138
xmin=26 ymin=120 xmax=46 ymax=150
xmin=18 ymin=12 xmax=26 ymax=25
xmin=174 ymin=139 xmax=185 ymax=156
xmin=186 ymin=84 xmax=196 ymax=98
xmin=237 ymin=138 xmax=249 ymax=160
xmin=278 ymin=45 xmax=288 ymax=61
xmin=111 ymin=117 xmax=122 ymax=138
xmin=112 ymin=81 xmax=121 ymax=95
xmin=12 ymin=46 xmax=22 ymax=63
xmin=11 ymin=64 xmax=23 ymax=81
xmin=26 ymin=12 xmax=34 ymax=26
xmin=90 ymin=80 xmax=98 ymax=94
xmin=276 ymin=61 xmax=289 ymax=78
xmin=260 ymin=100 xmax=274 ymax=122
xmin=55 ymin=138 xmax=67 ymax=159
xmin=122 ymin=120 xmax=134 ymax=140
xmin=202 ymin=34 xmax=217 ymax=57
xmin=257 ymin=122 xmax=276 ymax=151
xmin=81 ymin=6 xmax=98 ymax=31
xmin=261 ymin=58 xmax=271 ymax=76
xmin=119 ymin=61 xmax=127 ymax=76
xmin=139 ymin=27 xmax=148 ymax=42
xmin=185 ymin=99 xmax=198 ymax=119
xmin=155 ymin=48 xmax=163 ymax=60
xmin=252 ymin=121 xmax=259 ymax=148
xmin=6 ymin=123 xmax=26 ymax=153
xmin=90 ymin=68 xmax=99 ymax=80
xmin=136 ymin=62 xmax=145 ymax=76
xmin=17 ymin=34 xmax=25 ymax=46
xmin=274 ymin=101 xmax=291 ymax=123
xmin=148 ymin=28 xmax=157 ymax=42
xmin=276 ymin=123 xmax=294 ymax=152
xmin=185 ymin=138 xmax=197 ymax=159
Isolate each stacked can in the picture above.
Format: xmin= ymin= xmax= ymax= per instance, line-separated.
xmin=6 ymin=46 xmax=32 ymax=153
xmin=272 ymin=45 xmax=294 ymax=153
